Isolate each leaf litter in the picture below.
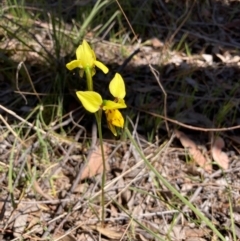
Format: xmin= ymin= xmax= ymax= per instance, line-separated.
xmin=1 ymin=0 xmax=240 ymax=240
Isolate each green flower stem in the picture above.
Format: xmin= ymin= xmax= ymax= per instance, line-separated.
xmin=85 ymin=67 xmax=93 ymax=91
xmin=95 ymin=110 xmax=106 ymax=226
xmin=84 ymin=67 xmax=106 ymax=225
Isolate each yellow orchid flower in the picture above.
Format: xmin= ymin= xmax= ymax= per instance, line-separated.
xmin=66 ymin=40 xmax=109 ymax=77
xmin=76 ymin=90 xmax=126 ymax=135
xmin=104 ymin=73 xmax=126 ymax=135
xmin=76 ymin=91 xmax=126 ymax=113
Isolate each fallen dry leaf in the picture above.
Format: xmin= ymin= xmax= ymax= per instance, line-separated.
xmin=13 ymin=212 xmax=28 ymax=238
xmin=92 ymin=224 xmax=123 ymax=239
xmin=157 ymin=224 xmax=208 ymax=240
xmin=175 ymin=130 xmax=212 ymax=173
xmin=211 ymin=137 xmax=230 ymax=170
xmin=53 ymin=232 xmax=77 ymax=241
xmin=80 ymin=144 xmax=110 ymax=180
xmin=13 ymin=203 xmax=39 ymax=238
xmin=150 ymin=37 xmax=164 ymax=48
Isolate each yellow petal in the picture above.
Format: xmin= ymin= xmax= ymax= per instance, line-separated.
xmin=112 ymin=110 xmax=124 ymax=127
xmin=109 ymin=73 xmax=126 ymax=99
xmin=95 ymin=61 xmax=109 ymax=74
xmin=105 ymin=109 xmax=124 ymax=128
xmin=76 ymin=40 xmax=91 ymax=59
xmin=103 ymin=100 xmax=126 ymax=110
xmin=105 ymin=109 xmax=125 ymax=136
xmin=75 ymin=40 xmax=95 ymax=68
xmin=76 ymin=91 xmax=102 ymax=113
xmin=66 ymin=60 xmax=82 ymax=70
xmin=82 ymin=40 xmax=94 ymax=66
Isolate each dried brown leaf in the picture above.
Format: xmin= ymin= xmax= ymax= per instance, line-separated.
xmin=91 ymin=224 xmax=122 ymax=239
xmin=185 ymin=226 xmax=209 ymax=238
xmin=175 ymin=130 xmax=197 ymax=149
xmin=175 ymin=130 xmax=212 ymax=173
xmin=157 ymin=224 xmax=209 ymax=240
xmin=13 ymin=212 xmax=28 ymax=238
xmin=211 ymin=137 xmax=230 ymax=170
xmin=13 ymin=203 xmax=39 ymax=238
xmin=33 ymin=180 xmax=53 ymax=201
xmin=151 ymin=37 xmax=164 ymax=48
xmin=80 ymin=144 xmax=110 ymax=180
xmin=53 ymin=232 xmax=77 ymax=241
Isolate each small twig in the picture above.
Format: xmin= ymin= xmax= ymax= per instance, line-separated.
xmin=149 ymin=64 xmax=169 ymax=136
xmin=16 ymin=61 xmax=41 ymax=104
xmin=0 ymin=115 xmax=25 ymax=145
xmin=115 ymin=0 xmax=138 ymax=42
xmin=137 ymin=107 xmax=240 ymax=132
xmin=13 ymin=198 xmax=73 ymax=205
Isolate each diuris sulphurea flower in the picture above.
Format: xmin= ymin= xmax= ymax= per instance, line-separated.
xmin=66 ymin=40 xmax=109 ymax=77
xmin=76 ymin=73 xmax=127 ymax=136
xmin=67 ymin=40 xmax=126 ymax=224
xmin=76 ymin=91 xmax=126 ymax=113
xmin=76 ymin=91 xmax=126 ymax=136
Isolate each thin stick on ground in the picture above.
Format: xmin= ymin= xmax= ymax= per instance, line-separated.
xmin=138 ymin=108 xmax=240 ymax=132
xmin=149 ymin=64 xmax=169 ymax=135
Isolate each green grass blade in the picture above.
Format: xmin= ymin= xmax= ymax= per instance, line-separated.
xmin=75 ymin=0 xmax=113 ymax=43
